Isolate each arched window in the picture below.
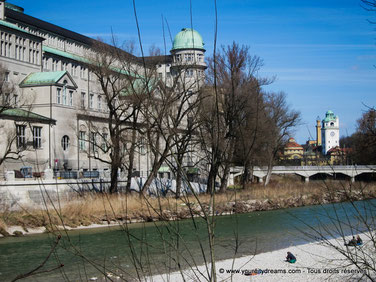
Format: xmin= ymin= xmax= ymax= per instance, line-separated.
xmin=61 ymin=135 xmax=70 ymax=151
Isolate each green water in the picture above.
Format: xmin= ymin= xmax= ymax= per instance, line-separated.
xmin=0 ymin=200 xmax=374 ymax=281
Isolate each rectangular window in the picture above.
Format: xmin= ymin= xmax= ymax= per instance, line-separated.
xmin=57 ymin=88 xmax=61 ymax=104
xmin=81 ymin=92 xmax=86 ymax=109
xmin=80 ymin=67 xmax=86 ymax=78
xmin=69 ymin=91 xmax=73 ymax=106
xmin=185 ymin=69 xmax=193 ymax=77
xmin=13 ymin=94 xmax=18 ymax=106
xmin=62 ymin=88 xmax=67 ymax=105
xmin=185 ymin=53 xmax=193 ymax=62
xmin=98 ymin=95 xmax=102 ymax=111
xmin=4 ymin=93 xmax=10 ymax=104
xmin=33 ymin=126 xmax=42 ymax=149
xmin=79 ymin=131 xmax=86 ymax=151
xmin=16 ymin=124 xmax=26 ymax=148
xmin=89 ymin=94 xmax=94 ymax=109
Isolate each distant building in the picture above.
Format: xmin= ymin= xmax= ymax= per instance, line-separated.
xmin=322 ymin=110 xmax=339 ymax=154
xmin=282 ymin=137 xmax=304 ymax=160
xmin=316 ymin=117 xmax=322 ymax=146
xmin=327 ymin=146 xmax=352 ymax=165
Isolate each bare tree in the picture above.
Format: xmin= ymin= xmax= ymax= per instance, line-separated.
xmin=139 ymin=55 xmax=204 ymax=195
xmin=340 ymin=107 xmax=376 ymax=165
xmin=233 ymin=89 xmax=267 ymax=188
xmin=201 ymin=42 xmax=270 ymax=193
xmin=262 ymin=92 xmax=301 ymax=186
xmin=0 ymin=64 xmax=36 ymax=168
xmin=84 ymin=40 xmax=151 ymax=193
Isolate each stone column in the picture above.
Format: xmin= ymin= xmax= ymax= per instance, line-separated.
xmin=44 ymin=168 xmax=54 ymax=180
xmin=5 ymin=171 xmax=15 ymax=181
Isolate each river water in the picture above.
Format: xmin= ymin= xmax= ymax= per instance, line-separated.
xmin=0 ymin=199 xmax=374 ymax=281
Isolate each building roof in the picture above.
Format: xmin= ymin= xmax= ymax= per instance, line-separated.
xmin=285 ymin=138 xmax=303 ymax=149
xmin=323 ymin=110 xmax=337 ymax=123
xmin=172 ymin=28 xmax=205 ymax=51
xmin=0 ymin=108 xmax=56 ymax=124
xmin=6 ymin=7 xmax=94 ymax=46
xmin=20 ymin=71 xmax=68 ymax=87
xmin=5 ymin=3 xmax=24 ymax=13
xmin=143 ymin=55 xmax=173 ymax=65
xmin=5 ymin=6 xmax=141 ymax=63
xmin=327 ymin=146 xmax=352 ymax=155
xmin=43 ymin=46 xmax=89 ymax=64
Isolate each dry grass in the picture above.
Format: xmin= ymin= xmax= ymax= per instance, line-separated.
xmin=1 ymin=179 xmax=376 ymax=231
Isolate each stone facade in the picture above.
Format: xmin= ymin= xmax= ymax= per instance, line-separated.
xmin=0 ymin=2 xmax=206 ymax=180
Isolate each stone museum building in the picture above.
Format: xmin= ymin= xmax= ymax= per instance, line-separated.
xmin=0 ymin=1 xmax=207 ymax=180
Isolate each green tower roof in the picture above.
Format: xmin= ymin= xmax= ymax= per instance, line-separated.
xmin=323 ymin=110 xmax=337 ymax=122
xmin=172 ymin=28 xmax=205 ymax=51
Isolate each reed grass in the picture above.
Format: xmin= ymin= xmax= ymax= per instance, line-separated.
xmin=1 ymin=179 xmax=375 ymax=231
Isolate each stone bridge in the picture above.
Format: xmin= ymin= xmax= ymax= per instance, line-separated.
xmin=230 ymin=165 xmax=376 ymax=184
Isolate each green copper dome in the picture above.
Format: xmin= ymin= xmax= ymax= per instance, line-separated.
xmin=172 ymin=28 xmax=205 ymax=51
xmin=323 ymin=110 xmax=336 ymax=122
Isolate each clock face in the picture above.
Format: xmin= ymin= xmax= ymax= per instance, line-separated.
xmin=330 ymin=131 xmax=335 ymax=137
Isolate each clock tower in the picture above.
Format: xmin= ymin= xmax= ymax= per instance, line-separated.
xmin=322 ymin=110 xmax=339 ymax=154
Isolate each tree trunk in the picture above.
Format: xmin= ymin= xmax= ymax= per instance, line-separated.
xmin=219 ymin=162 xmax=230 ymax=193
xmin=242 ymin=161 xmax=250 ymax=189
xmin=176 ymin=170 xmax=182 ymax=198
xmin=109 ymin=132 xmax=121 ymax=193
xmin=207 ymin=163 xmax=219 ymax=194
xmin=174 ymin=154 xmax=185 ymax=198
xmin=264 ymin=161 xmax=273 ymax=186
xmin=110 ymin=165 xmax=119 ymax=193
xmin=125 ymin=129 xmax=136 ymax=193
xmin=140 ymin=142 xmax=170 ymax=195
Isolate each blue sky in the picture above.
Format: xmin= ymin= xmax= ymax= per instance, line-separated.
xmin=11 ymin=0 xmax=376 ymax=143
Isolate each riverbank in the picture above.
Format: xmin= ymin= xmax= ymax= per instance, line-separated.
xmin=1 ymin=179 xmax=376 ymax=237
xmin=149 ymin=232 xmax=374 ymax=281
xmin=1 ymin=200 xmax=374 ymax=281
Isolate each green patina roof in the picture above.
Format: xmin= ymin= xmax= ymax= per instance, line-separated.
xmin=20 ymin=71 xmax=67 ymax=87
xmin=0 ymin=108 xmax=55 ymax=124
xmin=0 ymin=20 xmax=35 ymax=37
xmin=323 ymin=110 xmax=337 ymax=122
xmin=172 ymin=28 xmax=205 ymax=51
xmin=43 ymin=46 xmax=89 ymax=64
xmin=43 ymin=47 xmax=145 ymax=80
xmin=186 ymin=167 xmax=199 ymax=174
xmin=158 ymin=166 xmax=170 ymax=173
xmin=120 ymin=77 xmax=156 ymax=97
